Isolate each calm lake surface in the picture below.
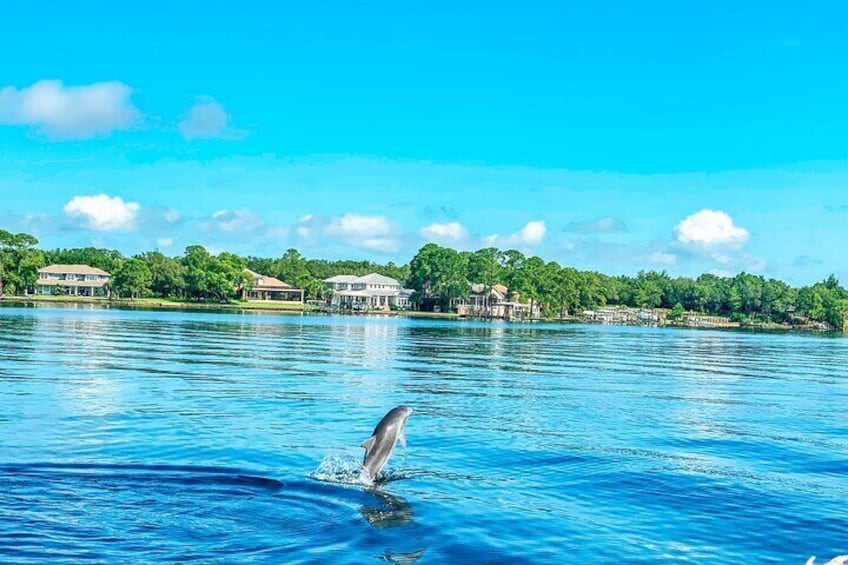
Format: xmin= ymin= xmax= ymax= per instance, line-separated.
xmin=1 ymin=305 xmax=846 ymax=563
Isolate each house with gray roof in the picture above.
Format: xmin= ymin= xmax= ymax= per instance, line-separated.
xmin=37 ymin=264 xmax=110 ymax=297
xmin=324 ymin=273 xmax=414 ymax=311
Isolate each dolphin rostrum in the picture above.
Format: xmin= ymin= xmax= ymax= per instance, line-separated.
xmin=359 ymin=405 xmax=413 ymax=485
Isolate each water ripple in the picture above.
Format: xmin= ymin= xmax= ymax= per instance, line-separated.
xmin=1 ymin=306 xmax=847 ymax=563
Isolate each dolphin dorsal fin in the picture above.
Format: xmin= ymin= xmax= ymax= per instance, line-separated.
xmin=360 ymin=436 xmax=377 ymax=454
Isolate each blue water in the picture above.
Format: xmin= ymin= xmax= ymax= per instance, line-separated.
xmin=1 ymin=304 xmax=846 ymax=563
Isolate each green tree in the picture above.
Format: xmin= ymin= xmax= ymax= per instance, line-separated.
xmin=272 ymin=248 xmax=311 ymax=288
xmin=183 ymin=245 xmax=212 ymax=300
xmin=798 ymin=287 xmax=826 ymax=321
xmin=44 ymin=247 xmax=123 ymax=272
xmin=407 ymin=243 xmax=468 ymax=311
xmin=0 ymin=230 xmax=44 ymax=294
xmin=110 ymin=258 xmax=153 ymax=299
xmin=139 ymin=251 xmax=186 ymax=298
xmin=210 ymin=252 xmax=251 ymax=302
xmin=466 ymin=248 xmax=502 ymax=289
xmin=304 ymin=278 xmax=328 ymax=300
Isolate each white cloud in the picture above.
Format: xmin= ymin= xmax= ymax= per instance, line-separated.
xmin=208 ymin=209 xmax=264 ymax=233
xmin=326 ymin=214 xmax=400 ymax=252
xmin=178 ymin=98 xmax=243 ymax=140
xmin=293 ymin=213 xmax=401 ymax=253
xmin=0 ymin=80 xmax=140 ymax=139
xmin=326 ymin=214 xmax=392 ymax=238
xmin=709 ymin=268 xmax=735 ymax=278
xmin=674 ymin=209 xmax=749 ymax=248
xmin=64 ymin=194 xmax=140 ymax=231
xmin=420 ymin=221 xmax=469 ymax=245
xmin=485 ymin=220 xmax=546 ymax=248
xmin=157 ymin=237 xmax=174 ymax=248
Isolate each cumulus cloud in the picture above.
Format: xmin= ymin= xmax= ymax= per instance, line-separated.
xmin=178 ymin=97 xmax=244 ymax=140
xmin=64 ymin=194 xmax=140 ymax=231
xmin=157 ymin=237 xmax=174 ymax=248
xmin=0 ymin=80 xmax=140 ymax=139
xmin=326 ymin=214 xmax=400 ymax=252
xmin=566 ymin=216 xmax=625 ymax=233
xmin=485 ymin=220 xmax=546 ymax=248
xmin=293 ymin=213 xmax=401 ymax=253
xmin=420 ymin=222 xmax=469 ymax=245
xmin=674 ymin=209 xmax=749 ymax=248
xmin=206 ymin=209 xmax=265 ymax=233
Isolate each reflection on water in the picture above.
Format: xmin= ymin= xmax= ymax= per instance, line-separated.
xmin=361 ymin=490 xmax=414 ymax=529
xmin=1 ymin=305 xmax=847 ymax=563
xmin=381 ymin=549 xmax=425 ymax=564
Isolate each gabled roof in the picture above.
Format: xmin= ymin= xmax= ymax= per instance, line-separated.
xmin=38 ymin=264 xmax=110 ymax=276
xmin=245 ymin=268 xmax=293 ymax=290
xmin=356 ymin=273 xmax=401 ymax=286
xmin=324 ymin=273 xmax=402 ymax=286
xmin=469 ymin=283 xmax=507 ymax=300
xmin=324 ymin=275 xmax=360 ymax=283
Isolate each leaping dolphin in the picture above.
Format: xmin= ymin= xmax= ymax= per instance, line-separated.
xmin=807 ymin=556 xmax=848 ymax=565
xmin=359 ymin=405 xmax=413 ymax=485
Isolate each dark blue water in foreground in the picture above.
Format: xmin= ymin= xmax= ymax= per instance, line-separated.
xmin=1 ymin=304 xmax=846 ymax=563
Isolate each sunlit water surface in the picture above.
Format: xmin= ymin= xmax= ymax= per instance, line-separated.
xmin=1 ymin=304 xmax=846 ymax=563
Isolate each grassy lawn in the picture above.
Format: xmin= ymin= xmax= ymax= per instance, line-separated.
xmin=398 ymin=310 xmax=460 ymax=319
xmin=1 ymin=295 xmax=305 ymax=312
xmin=3 ymin=294 xmax=109 ymax=303
xmin=231 ymin=300 xmax=305 ymax=311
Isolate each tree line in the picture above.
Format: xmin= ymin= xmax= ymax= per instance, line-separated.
xmin=406 ymin=243 xmax=848 ymax=330
xmin=1 ymin=230 xmax=846 ymax=330
xmin=0 ymin=229 xmax=407 ymax=304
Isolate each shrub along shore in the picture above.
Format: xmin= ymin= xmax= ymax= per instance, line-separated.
xmin=1 ymin=230 xmax=846 ymax=332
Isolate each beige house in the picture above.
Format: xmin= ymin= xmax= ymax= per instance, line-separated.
xmin=325 ymin=273 xmax=414 ymax=311
xmin=243 ymin=269 xmax=304 ymax=302
xmin=453 ymin=283 xmax=508 ymax=315
xmin=37 ymin=264 xmax=110 ymax=297
xmin=454 ymin=283 xmax=539 ymax=320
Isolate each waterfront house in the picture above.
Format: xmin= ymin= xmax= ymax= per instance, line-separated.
xmin=453 ymin=283 xmax=507 ymax=315
xmin=395 ymin=288 xmax=414 ymax=309
xmin=324 ymin=273 xmax=414 ymax=311
xmin=582 ymin=306 xmax=661 ymax=325
xmin=243 ymin=269 xmax=304 ymax=302
xmin=37 ymin=264 xmax=110 ymax=297
xmin=454 ymin=283 xmax=539 ymax=320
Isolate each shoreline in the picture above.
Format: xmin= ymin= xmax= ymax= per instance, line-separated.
xmin=0 ymin=295 xmax=461 ymax=320
xmin=0 ymin=295 xmax=840 ymax=334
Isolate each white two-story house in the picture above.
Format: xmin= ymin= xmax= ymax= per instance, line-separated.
xmin=37 ymin=264 xmax=111 ymax=297
xmin=324 ymin=273 xmax=414 ymax=311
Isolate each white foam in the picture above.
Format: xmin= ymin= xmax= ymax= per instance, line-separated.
xmin=308 ymin=455 xmax=369 ymax=486
xmin=308 ymin=454 xmax=412 ymax=486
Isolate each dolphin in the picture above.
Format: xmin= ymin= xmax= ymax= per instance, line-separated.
xmin=359 ymin=405 xmax=413 ymax=485
xmin=807 ymin=557 xmax=848 ymax=565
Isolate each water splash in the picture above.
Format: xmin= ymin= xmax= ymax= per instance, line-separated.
xmin=308 ymin=454 xmax=413 ymax=486
xmin=309 ymin=454 xmax=367 ymax=485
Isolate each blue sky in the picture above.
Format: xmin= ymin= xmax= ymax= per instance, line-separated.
xmin=0 ymin=1 xmax=846 ymax=284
